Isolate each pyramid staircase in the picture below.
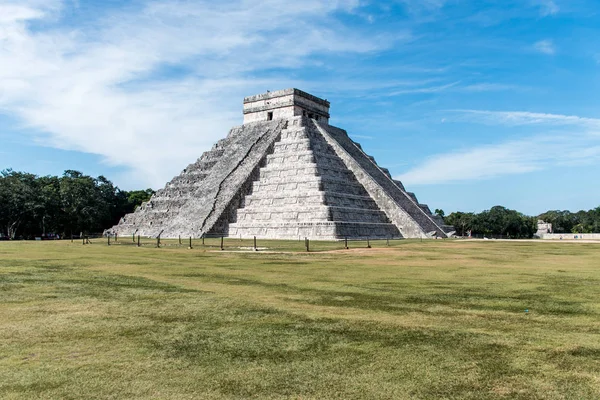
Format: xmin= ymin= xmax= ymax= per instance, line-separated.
xmin=112 ymin=119 xmax=287 ymax=238
xmin=226 ymin=118 xmax=401 ymax=239
xmin=109 ymin=114 xmax=453 ymax=239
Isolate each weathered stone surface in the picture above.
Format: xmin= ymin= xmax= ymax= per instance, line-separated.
xmin=108 ymin=89 xmax=453 ymax=239
xmin=314 ymin=122 xmax=449 ymax=238
xmin=226 ymin=117 xmax=400 ymax=239
xmin=243 ymin=89 xmax=330 ymax=125
xmin=111 ymin=119 xmax=287 ymax=238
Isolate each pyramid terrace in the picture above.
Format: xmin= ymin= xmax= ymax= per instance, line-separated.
xmin=108 ymin=89 xmax=453 ymax=239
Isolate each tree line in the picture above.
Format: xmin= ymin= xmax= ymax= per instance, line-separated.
xmin=2 ymin=169 xmax=599 ymax=239
xmin=538 ymin=209 xmax=600 ymax=234
xmin=442 ymin=206 xmax=537 ymax=238
xmin=0 ymin=170 xmax=154 ymax=239
xmin=442 ymin=205 xmax=600 ymax=238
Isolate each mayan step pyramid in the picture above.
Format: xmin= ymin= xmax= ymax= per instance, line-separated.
xmin=109 ymin=89 xmax=454 ymax=239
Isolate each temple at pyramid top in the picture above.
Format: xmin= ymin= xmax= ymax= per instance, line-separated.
xmin=107 ymin=88 xmax=454 ymax=240
xmin=243 ymin=88 xmax=330 ymax=124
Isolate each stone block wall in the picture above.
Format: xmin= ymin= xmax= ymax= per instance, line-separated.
xmin=315 ymin=121 xmax=447 ymax=238
xmin=539 ymin=233 xmax=600 ymax=240
xmin=227 ymin=116 xmax=400 ymax=239
xmin=109 ymin=91 xmax=452 ymax=240
xmin=109 ymin=119 xmax=287 ymax=238
xmin=243 ymin=88 xmax=330 ymax=124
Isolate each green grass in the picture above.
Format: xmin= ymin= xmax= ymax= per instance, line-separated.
xmin=0 ymin=239 xmax=599 ymax=399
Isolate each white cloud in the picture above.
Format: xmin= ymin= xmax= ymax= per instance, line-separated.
xmin=398 ymin=139 xmax=542 ymax=184
xmin=398 ymin=134 xmax=600 ymax=185
xmin=446 ymin=110 xmax=600 ymax=129
xmin=535 ymin=0 xmax=559 ymax=16
xmin=396 ymin=0 xmax=447 ymax=13
xmin=0 ymin=5 xmax=43 ymax=22
xmin=345 ymin=81 xmax=525 ymax=98
xmin=461 ymin=83 xmax=523 ymax=92
xmin=397 ymin=108 xmax=600 ymax=185
xmin=384 ymin=81 xmax=460 ymax=96
xmin=0 ymin=0 xmax=394 ymax=188
xmin=534 ymin=39 xmax=556 ymax=55
xmin=0 ymin=0 xmax=63 ymax=23
xmin=350 ymin=134 xmax=374 ymax=140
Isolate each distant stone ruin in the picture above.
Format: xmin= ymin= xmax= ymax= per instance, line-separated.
xmin=536 ymin=220 xmax=553 ymax=236
xmin=108 ymin=89 xmax=454 ymax=239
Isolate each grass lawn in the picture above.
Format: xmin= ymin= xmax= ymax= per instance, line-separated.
xmin=1 ymin=239 xmax=599 ymax=399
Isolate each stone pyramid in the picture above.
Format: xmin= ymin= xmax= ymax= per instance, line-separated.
xmin=109 ymin=89 xmax=454 ymax=239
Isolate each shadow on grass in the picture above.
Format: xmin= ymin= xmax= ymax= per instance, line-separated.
xmin=173 ymin=271 xmax=594 ymax=316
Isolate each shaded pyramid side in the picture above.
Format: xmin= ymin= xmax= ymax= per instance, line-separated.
xmin=108 ymin=119 xmax=287 ymax=238
xmin=314 ymin=121 xmax=450 ymax=238
xmin=109 ymin=115 xmax=452 ymax=239
xmin=393 ymin=184 xmax=451 ymax=233
xmin=226 ymin=117 xmax=401 ymax=239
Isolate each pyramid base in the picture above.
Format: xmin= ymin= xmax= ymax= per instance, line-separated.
xmin=224 ymin=221 xmax=401 ymax=240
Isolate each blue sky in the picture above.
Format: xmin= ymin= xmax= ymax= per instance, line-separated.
xmin=1 ymin=0 xmax=599 ymax=215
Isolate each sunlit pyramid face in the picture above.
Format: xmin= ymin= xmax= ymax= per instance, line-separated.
xmin=108 ymin=89 xmax=453 ymax=240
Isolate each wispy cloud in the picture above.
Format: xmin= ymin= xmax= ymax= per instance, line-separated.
xmin=534 ymin=0 xmax=559 ymax=16
xmin=534 ymin=39 xmax=556 ymax=55
xmin=398 ymin=108 xmax=600 ymax=185
xmin=398 ymin=134 xmax=600 ymax=185
xmin=398 ymin=139 xmax=543 ymax=184
xmin=0 ymin=0 xmax=396 ymax=187
xmin=350 ymin=134 xmax=374 ymax=140
xmin=350 ymin=81 xmax=525 ymax=98
xmin=447 ymin=110 xmax=600 ymax=129
xmin=395 ymin=0 xmax=448 ymax=13
xmin=385 ymin=81 xmax=461 ymax=96
xmin=461 ymin=83 xmax=523 ymax=92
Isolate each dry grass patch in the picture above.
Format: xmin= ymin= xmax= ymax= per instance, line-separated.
xmin=1 ymin=239 xmax=599 ymax=399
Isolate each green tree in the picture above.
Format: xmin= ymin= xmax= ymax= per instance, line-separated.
xmin=0 ymin=169 xmax=155 ymax=238
xmin=125 ymin=189 xmax=155 ymax=213
xmin=59 ymin=171 xmax=100 ymax=235
xmin=445 ymin=212 xmax=475 ymax=236
xmin=446 ymin=206 xmax=536 ymax=238
xmin=0 ymin=170 xmax=39 ymax=239
xmin=538 ymin=210 xmax=578 ymax=233
xmin=34 ymin=175 xmax=62 ymax=236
